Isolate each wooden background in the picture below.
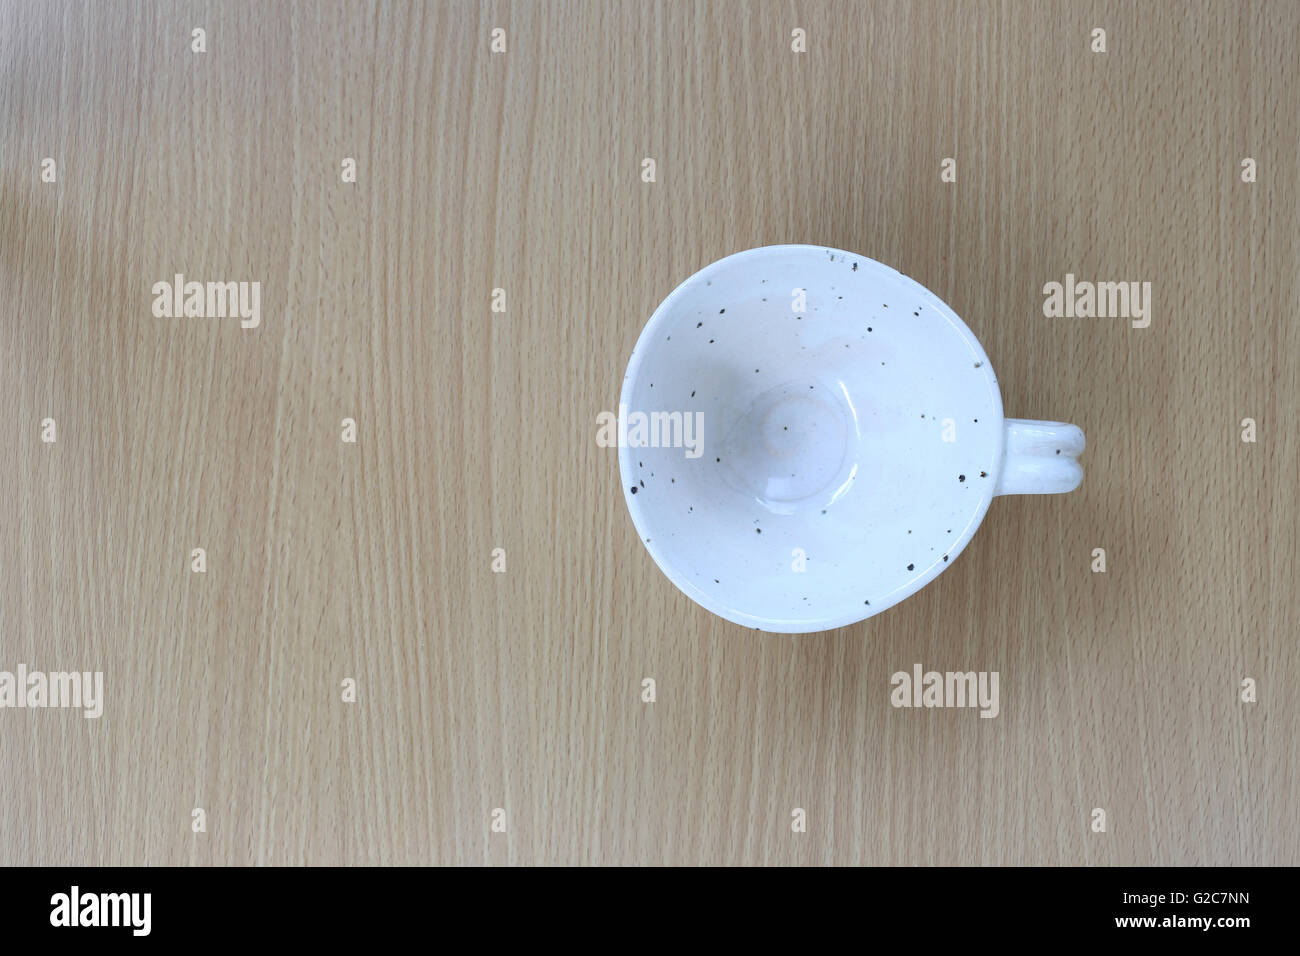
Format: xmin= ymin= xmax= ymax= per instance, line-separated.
xmin=1 ymin=0 xmax=1296 ymax=866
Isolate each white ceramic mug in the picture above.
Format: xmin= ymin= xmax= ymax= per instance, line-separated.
xmin=618 ymin=245 xmax=1085 ymax=634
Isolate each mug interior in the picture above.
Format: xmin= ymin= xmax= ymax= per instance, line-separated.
xmin=620 ymin=245 xmax=1004 ymax=632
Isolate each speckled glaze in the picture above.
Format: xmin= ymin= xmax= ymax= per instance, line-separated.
xmin=619 ymin=245 xmax=1084 ymax=634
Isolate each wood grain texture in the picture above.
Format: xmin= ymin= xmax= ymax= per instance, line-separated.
xmin=1 ymin=0 xmax=1296 ymax=866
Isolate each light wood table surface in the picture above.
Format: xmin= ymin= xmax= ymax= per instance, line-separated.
xmin=2 ymin=0 xmax=1296 ymax=866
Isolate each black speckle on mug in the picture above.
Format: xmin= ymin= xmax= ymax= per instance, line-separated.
xmin=755 ymin=528 xmax=762 ymax=534
xmin=716 ymin=457 xmax=721 ymax=462
xmin=630 ymin=486 xmax=638 ymax=494
xmin=943 ymin=555 xmax=949 ymax=562
xmin=709 ymin=339 xmax=714 ymax=343
xmin=852 ymin=262 xmax=858 ymax=271
xmin=1056 ymin=449 xmax=1061 ymax=454
xmin=867 ymin=326 xmax=872 ymax=332
xmin=974 ymin=362 xmax=982 ymax=368
xmin=913 ymin=310 xmax=919 ymax=316
xmin=690 ymin=390 xmax=695 ymax=397
xmin=697 ymin=321 xmax=703 ymax=328
xmin=958 ymin=474 xmax=966 ymax=482
xmin=719 ymin=308 xmax=725 ymax=314
xmin=639 ymin=479 xmax=645 ymax=488
xmin=714 ymin=578 xmax=719 ymax=583
xmin=907 ymin=563 xmax=914 ymax=571
xmin=980 ymin=471 xmax=988 ymax=478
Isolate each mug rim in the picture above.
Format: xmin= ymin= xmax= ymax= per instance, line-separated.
xmin=619 ymin=244 xmax=1006 ymax=634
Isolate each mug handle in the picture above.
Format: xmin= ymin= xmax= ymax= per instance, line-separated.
xmin=994 ymin=419 xmax=1085 ymax=495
